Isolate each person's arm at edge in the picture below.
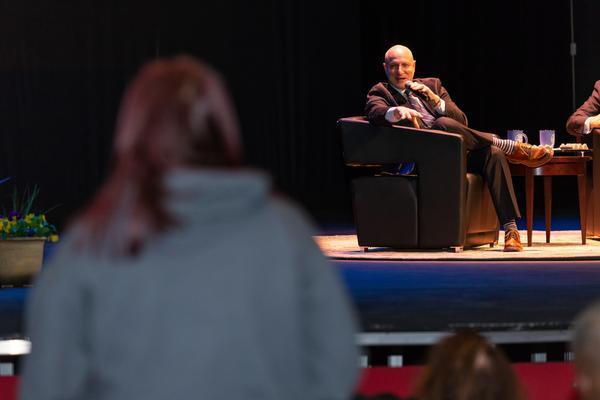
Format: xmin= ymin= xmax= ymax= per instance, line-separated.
xmin=567 ymin=81 xmax=600 ymax=136
xmin=301 ymin=231 xmax=360 ymax=399
xmin=274 ymin=200 xmax=360 ymax=400
xmin=19 ymin=239 xmax=88 ymax=400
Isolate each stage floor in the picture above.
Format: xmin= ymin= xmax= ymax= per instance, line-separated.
xmin=316 ymin=230 xmax=600 ymax=261
xmin=3 ymin=233 xmax=600 ymax=350
xmin=321 ymin=228 xmax=600 ymax=345
xmin=336 ymin=257 xmax=600 ymax=341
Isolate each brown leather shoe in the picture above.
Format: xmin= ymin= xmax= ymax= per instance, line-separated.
xmin=503 ymin=229 xmax=523 ymax=252
xmin=507 ymin=142 xmax=553 ymax=168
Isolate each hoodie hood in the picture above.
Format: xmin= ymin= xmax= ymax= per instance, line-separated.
xmin=164 ymin=168 xmax=271 ymax=224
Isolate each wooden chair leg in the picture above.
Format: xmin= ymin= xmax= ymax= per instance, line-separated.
xmin=544 ymin=176 xmax=552 ymax=243
xmin=525 ymin=169 xmax=534 ymax=246
xmin=579 ymin=173 xmax=587 ymax=245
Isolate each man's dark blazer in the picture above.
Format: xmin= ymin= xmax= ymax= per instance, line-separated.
xmin=567 ymin=80 xmax=600 ymax=140
xmin=365 ymin=77 xmax=468 ymax=127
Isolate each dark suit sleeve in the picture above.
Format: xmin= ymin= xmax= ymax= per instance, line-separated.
xmin=433 ymin=79 xmax=468 ymax=126
xmin=566 ymin=81 xmax=600 ymax=136
xmin=365 ymin=84 xmax=394 ymax=125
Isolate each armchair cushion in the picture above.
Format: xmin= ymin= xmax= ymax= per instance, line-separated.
xmin=353 ymin=177 xmax=418 ymax=248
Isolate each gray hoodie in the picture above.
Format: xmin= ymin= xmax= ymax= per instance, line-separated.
xmin=20 ymin=169 xmax=359 ymax=400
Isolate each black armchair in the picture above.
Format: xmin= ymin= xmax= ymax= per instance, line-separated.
xmin=338 ymin=116 xmax=499 ymax=251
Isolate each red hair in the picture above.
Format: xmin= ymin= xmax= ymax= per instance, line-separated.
xmin=77 ymin=56 xmax=242 ymax=256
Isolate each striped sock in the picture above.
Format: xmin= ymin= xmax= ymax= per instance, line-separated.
xmin=492 ymin=137 xmax=516 ymax=155
xmin=503 ymin=219 xmax=518 ymax=231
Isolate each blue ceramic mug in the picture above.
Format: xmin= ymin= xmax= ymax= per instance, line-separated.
xmin=507 ymin=130 xmax=528 ymax=143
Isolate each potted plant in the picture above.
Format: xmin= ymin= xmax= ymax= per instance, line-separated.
xmin=0 ymin=180 xmax=59 ymax=285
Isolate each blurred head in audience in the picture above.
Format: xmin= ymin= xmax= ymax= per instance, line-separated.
xmin=573 ymin=302 xmax=600 ymax=400
xmin=79 ymin=56 xmax=242 ymax=255
xmin=413 ymin=330 xmax=524 ymax=400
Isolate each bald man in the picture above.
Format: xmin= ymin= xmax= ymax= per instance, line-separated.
xmin=365 ymin=45 xmax=553 ymax=252
xmin=573 ymin=302 xmax=600 ymax=400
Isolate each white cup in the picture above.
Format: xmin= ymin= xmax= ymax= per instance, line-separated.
xmin=539 ymin=130 xmax=555 ymax=148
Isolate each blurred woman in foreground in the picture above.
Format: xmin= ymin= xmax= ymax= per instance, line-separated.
xmin=20 ymin=56 xmax=358 ymax=400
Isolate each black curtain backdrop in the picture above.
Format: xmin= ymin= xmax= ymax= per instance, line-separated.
xmin=0 ymin=0 xmax=364 ymax=228
xmin=574 ymin=0 xmax=600 ymax=106
xmin=0 ymin=0 xmax=596 ymax=229
xmin=0 ymin=1 xmax=161 ymax=227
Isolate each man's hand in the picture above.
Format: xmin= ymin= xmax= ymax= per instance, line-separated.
xmin=385 ymin=106 xmax=422 ymax=123
xmin=589 ymin=114 xmax=600 ymax=129
xmin=408 ymin=81 xmax=441 ymax=105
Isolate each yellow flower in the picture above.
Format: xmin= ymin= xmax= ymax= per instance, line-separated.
xmin=49 ymin=234 xmax=59 ymax=242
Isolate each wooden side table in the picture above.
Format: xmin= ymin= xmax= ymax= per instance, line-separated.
xmin=591 ymin=132 xmax=600 ymax=237
xmin=509 ymin=155 xmax=592 ymax=246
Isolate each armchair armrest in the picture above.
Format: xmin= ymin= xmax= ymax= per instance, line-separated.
xmin=337 ymin=116 xmax=468 ymax=247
